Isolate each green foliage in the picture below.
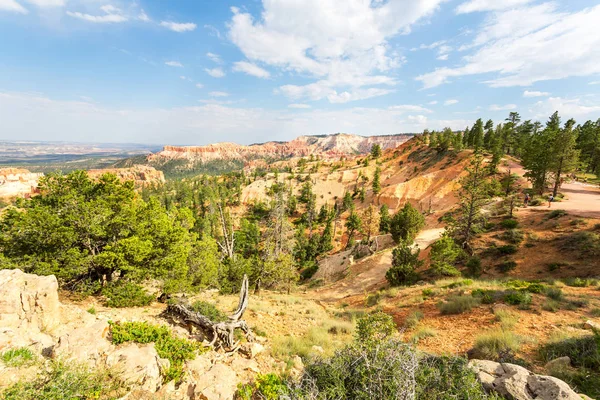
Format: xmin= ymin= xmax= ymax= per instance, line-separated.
xmin=87 ymin=306 xmax=96 ymax=315
xmin=355 ymin=311 xmax=396 ymax=344
xmin=466 ymin=256 xmax=483 ymax=277
xmin=365 ymin=292 xmax=381 ymax=307
xmin=102 ymin=281 xmax=153 ymax=308
xmin=539 ymin=332 xmax=600 ymax=372
xmin=190 ymin=301 xmax=228 ymax=322
xmin=300 ymin=262 xmax=319 ymax=280
xmin=501 ymin=229 xmax=524 ymax=245
xmin=372 ymin=167 xmax=381 ymax=195
xmin=236 ymin=373 xmax=289 ymax=400
xmin=546 ymin=287 xmax=564 ymax=301
xmin=563 ymin=232 xmax=600 ymax=257
xmin=379 ymin=204 xmax=391 ymax=233
xmin=385 ymin=241 xmax=423 ymax=286
xmin=546 ymin=209 xmax=567 ymax=219
xmin=504 ymin=290 xmax=532 ymax=307
xmin=500 ymin=219 xmax=519 ymax=229
xmin=370 ymin=143 xmax=382 ymax=159
xmin=1 ymin=361 xmax=126 ymax=400
xmin=565 ymin=277 xmax=598 ymax=287
xmin=496 ymin=244 xmax=518 ymax=255
xmin=439 ymin=295 xmax=480 ymax=315
xmin=345 ymin=211 xmax=362 ymax=249
xmin=1 ymin=347 xmax=35 ymax=367
xmin=389 ymin=203 xmax=425 ymax=244
xmin=405 ymin=311 xmax=424 ymax=329
xmin=472 ymin=289 xmax=502 ymax=304
xmin=497 ymin=260 xmax=517 ymax=273
xmin=109 ymin=321 xmax=199 ymax=382
xmin=430 ymin=235 xmax=462 ymax=277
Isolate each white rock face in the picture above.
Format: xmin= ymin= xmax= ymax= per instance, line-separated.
xmin=53 ymin=320 xmax=114 ymax=367
xmin=0 ymin=269 xmax=60 ymax=351
xmin=106 ymin=343 xmax=166 ymax=392
xmin=469 ymin=359 xmax=582 ymax=400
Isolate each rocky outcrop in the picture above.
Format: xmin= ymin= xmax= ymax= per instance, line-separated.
xmin=148 ymin=133 xmax=412 ymax=165
xmin=0 ymin=269 xmax=60 ymax=351
xmin=87 ymin=165 xmax=165 ymax=186
xmin=53 ymin=320 xmax=113 ymax=367
xmin=0 ymin=168 xmax=43 ymax=198
xmin=469 ymin=359 xmax=583 ymax=400
xmin=106 ymin=343 xmax=166 ymax=392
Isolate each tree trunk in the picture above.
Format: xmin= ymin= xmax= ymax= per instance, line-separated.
xmin=553 ymin=157 xmax=564 ymax=197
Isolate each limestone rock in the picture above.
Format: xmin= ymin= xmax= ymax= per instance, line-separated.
xmin=468 ymin=360 xmax=581 ymax=400
xmin=53 ymin=320 xmax=113 ymax=367
xmin=584 ymin=320 xmax=600 ymax=331
xmin=544 ymin=356 xmax=571 ymax=371
xmin=106 ymin=343 xmax=164 ymax=393
xmin=190 ymin=362 xmax=238 ymax=400
xmin=0 ymin=269 xmax=60 ymax=350
xmin=311 ymin=345 xmax=324 ymax=354
xmin=231 ymin=357 xmax=261 ymax=374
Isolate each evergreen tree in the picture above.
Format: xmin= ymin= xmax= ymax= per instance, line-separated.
xmin=389 ymin=203 xmax=425 ymax=244
xmin=379 ymin=204 xmax=391 ymax=233
xmin=345 ymin=211 xmax=362 ymax=249
xmin=360 ymin=205 xmax=380 ymax=243
xmin=372 ymin=167 xmax=381 ymax=195
xmin=430 ymin=235 xmax=461 ymax=277
xmin=483 ymin=119 xmax=494 ymax=149
xmin=471 ymin=119 xmax=484 ymax=151
xmin=551 ymin=117 xmax=579 ymax=196
xmin=370 ymin=143 xmax=382 ymax=159
xmin=385 ymin=241 xmax=423 ymax=286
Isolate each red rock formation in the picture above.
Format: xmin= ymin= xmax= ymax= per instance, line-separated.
xmin=87 ymin=165 xmax=165 ymax=186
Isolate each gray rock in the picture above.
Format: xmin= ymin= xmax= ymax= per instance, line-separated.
xmin=584 ymin=320 xmax=600 ymax=332
xmin=545 ymin=356 xmax=571 ymax=371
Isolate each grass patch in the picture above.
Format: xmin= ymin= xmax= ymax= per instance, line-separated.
xmin=562 ymin=232 xmax=600 ymax=257
xmin=109 ymin=321 xmax=201 ymax=382
xmin=411 ymin=326 xmax=437 ymax=344
xmin=497 ymin=260 xmax=517 ymax=273
xmin=472 ymin=329 xmax=521 ymax=361
xmin=501 ymin=229 xmax=524 ymax=245
xmin=405 ymin=311 xmax=424 ymax=329
xmin=1 ymin=361 xmax=126 ymax=400
xmin=494 ymin=309 xmax=519 ymax=330
xmin=365 ymin=292 xmax=381 ymax=307
xmin=546 ymin=287 xmax=564 ymax=301
xmin=546 ymin=209 xmax=567 ymax=220
xmin=539 ymin=331 xmax=600 ymax=372
xmin=439 ymin=295 xmax=480 ymax=315
xmin=504 ymin=290 xmax=532 ymax=308
xmin=591 ymin=308 xmax=600 ymax=317
xmin=1 ymin=347 xmax=35 ymax=367
xmin=496 ymin=245 xmax=518 ymax=255
xmin=542 ymin=299 xmax=561 ymax=312
xmin=564 ymin=277 xmax=598 ymax=287
xmin=443 ymin=279 xmax=473 ymax=289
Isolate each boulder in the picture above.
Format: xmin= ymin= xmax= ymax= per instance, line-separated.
xmin=53 ymin=320 xmax=113 ymax=367
xmin=584 ymin=320 xmax=600 ymax=331
xmin=0 ymin=269 xmax=60 ymax=350
xmin=544 ymin=356 xmax=571 ymax=371
xmin=468 ymin=360 xmax=581 ymax=400
xmin=106 ymin=343 xmax=164 ymax=393
xmin=190 ymin=362 xmax=238 ymax=400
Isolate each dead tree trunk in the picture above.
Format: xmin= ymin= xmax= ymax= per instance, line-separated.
xmin=166 ymin=275 xmax=254 ymax=351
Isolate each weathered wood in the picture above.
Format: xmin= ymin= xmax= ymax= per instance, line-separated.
xmin=166 ymin=275 xmax=254 ymax=351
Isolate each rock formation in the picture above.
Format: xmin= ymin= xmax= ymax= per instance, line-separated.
xmin=0 ymin=168 xmax=43 ymax=198
xmin=87 ymin=165 xmax=165 ymax=186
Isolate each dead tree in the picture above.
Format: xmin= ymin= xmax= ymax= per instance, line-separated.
xmin=166 ymin=275 xmax=254 ymax=351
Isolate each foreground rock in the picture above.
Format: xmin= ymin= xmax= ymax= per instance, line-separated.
xmin=469 ymin=359 xmax=583 ymax=400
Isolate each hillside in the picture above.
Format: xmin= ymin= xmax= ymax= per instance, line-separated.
xmin=114 ymin=133 xmax=413 ymax=178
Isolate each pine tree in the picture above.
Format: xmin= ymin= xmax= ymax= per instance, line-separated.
xmin=551 ymin=117 xmax=579 ymax=196
xmin=345 ymin=211 xmax=362 ymax=249
xmin=360 ymin=205 xmax=380 ymax=243
xmin=370 ymin=143 xmax=382 ymax=159
xmin=379 ymin=204 xmax=391 ymax=233
xmin=471 ymin=119 xmax=484 ymax=151
xmin=389 ymin=203 xmax=425 ymax=244
xmin=372 ymin=167 xmax=381 ymax=195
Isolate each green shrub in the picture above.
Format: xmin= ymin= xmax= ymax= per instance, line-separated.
xmin=411 ymin=326 xmax=437 ymax=344
xmin=102 ymin=281 xmax=153 ymax=308
xmin=504 ymin=290 xmax=532 ymax=307
xmin=497 ymin=261 xmax=517 ymax=273
xmin=422 ymin=288 xmax=435 ymax=297
xmin=502 ymin=229 xmax=524 ymax=245
xmin=497 ymin=245 xmax=518 ymax=255
xmin=190 ymin=301 xmax=228 ymax=322
xmin=236 ymin=373 xmax=289 ymax=400
xmin=466 ymin=257 xmax=482 ymax=277
xmin=545 ymin=287 xmax=563 ymax=301
xmin=430 ymin=235 xmax=462 ymax=277
xmin=542 ymin=299 xmax=561 ymax=312
xmin=500 ymin=219 xmax=519 ymax=229
xmin=565 ymin=277 xmax=597 ymax=287
xmin=565 ymin=298 xmax=589 ymax=309
xmin=405 ymin=311 xmax=424 ymax=329
xmin=109 ymin=321 xmax=199 ymax=382
xmin=1 ymin=361 xmax=126 ymax=400
xmin=494 ymin=309 xmax=519 ymax=330
xmin=444 ymin=279 xmax=473 ymax=289
xmin=355 ymin=312 xmax=396 ymax=344
xmin=471 ymin=289 xmax=499 ymax=304
xmin=86 ymin=306 xmax=96 ymax=315
xmin=591 ymin=308 xmax=600 ymax=317
xmin=539 ymin=332 xmax=600 ymax=371
xmin=1 ymin=347 xmax=35 ymax=367
xmin=439 ymin=295 xmax=480 ymax=315
xmin=300 ymin=262 xmax=319 ymax=280
xmin=472 ymin=329 xmax=521 ymax=361
xmin=386 ymin=242 xmax=423 ymax=286
xmin=365 ymin=292 xmax=381 ymax=307
xmin=562 ymin=232 xmax=600 ymax=256
xmin=546 ymin=209 xmax=567 ymax=219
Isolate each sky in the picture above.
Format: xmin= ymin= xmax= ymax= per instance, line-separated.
xmin=1 ymin=0 xmax=600 ymax=145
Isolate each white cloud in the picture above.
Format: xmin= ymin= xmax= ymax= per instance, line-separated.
xmin=138 ymin=9 xmax=150 ymax=22
xmin=489 ymin=104 xmax=517 ymax=111
xmin=428 ymin=101 xmax=438 ymax=105
xmin=228 ymin=0 xmax=445 ymax=103
xmin=388 ymin=104 xmax=433 ymax=113
xmin=437 ymin=54 xmax=449 ymax=61
xmin=531 ymin=97 xmax=600 ymax=120
xmin=165 ymin=61 xmax=183 ymax=68
xmin=66 ymin=10 xmax=128 ymax=23
xmin=455 ymin=0 xmax=533 ymax=14
xmin=523 ymin=90 xmax=549 ymax=98
xmin=417 ymin=3 xmax=600 ymax=89
xmin=232 ymin=61 xmax=271 ymax=79
xmin=288 ymin=104 xmax=311 ymax=109
xmin=206 ymin=52 xmax=222 ymax=64
xmin=589 ymin=81 xmax=600 ymax=85
xmin=204 ymin=24 xmax=222 ymax=38
xmin=209 ymin=91 xmax=229 ymax=97
xmin=23 ymin=0 xmax=64 ymax=7
xmin=0 ymin=91 xmax=472 ymax=144
xmin=205 ymin=68 xmax=225 ymax=78
xmin=160 ymin=21 xmax=197 ymax=32
xmin=195 ymin=83 xmax=204 ymax=89
xmin=444 ymin=99 xmax=459 ymax=105
xmin=0 ymin=0 xmax=28 ymax=13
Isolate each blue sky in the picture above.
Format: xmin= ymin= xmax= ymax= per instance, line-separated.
xmin=1 ymin=0 xmax=599 ymax=145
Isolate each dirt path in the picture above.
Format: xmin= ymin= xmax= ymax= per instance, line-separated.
xmin=314 ymin=227 xmax=444 ymax=302
xmin=502 ymin=158 xmax=600 ymax=218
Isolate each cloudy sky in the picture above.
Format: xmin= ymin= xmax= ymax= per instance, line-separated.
xmin=1 ymin=0 xmax=599 ymax=145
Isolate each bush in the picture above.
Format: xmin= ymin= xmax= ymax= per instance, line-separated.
xmin=1 ymin=347 xmax=35 ymax=367
xmin=422 ymin=288 xmax=435 ymax=297
xmin=563 ymin=232 xmax=600 ymax=256
xmin=497 ymin=261 xmax=517 ymax=273
xmin=471 ymin=289 xmax=499 ymax=304
xmin=109 ymin=321 xmax=200 ymax=382
xmin=355 ymin=312 xmax=396 ymax=344
xmin=494 ymin=309 xmax=519 ymax=330
xmin=300 ymin=262 xmax=319 ymax=280
xmin=1 ymin=361 xmax=126 ymax=400
xmin=500 ymin=219 xmax=519 ymax=229
xmin=102 ymin=281 xmax=153 ymax=308
xmin=472 ymin=329 xmax=521 ymax=361
xmin=386 ymin=242 xmax=423 ymax=286
xmin=430 ymin=236 xmax=462 ymax=277
xmin=564 ymin=277 xmax=597 ymax=287
xmin=539 ymin=332 xmax=600 ymax=371
xmin=190 ymin=301 xmax=228 ymax=322
xmin=439 ymin=295 xmax=480 ymax=315
xmin=542 ymin=299 xmax=561 ymax=312
xmin=504 ymin=290 xmax=532 ymax=307
xmin=365 ymin=292 xmax=381 ymax=307
xmin=411 ymin=326 xmax=437 ymax=344
xmin=443 ymin=279 xmax=473 ymax=289
xmin=546 ymin=209 xmax=567 ymax=219
xmin=502 ymin=229 xmax=524 ymax=245
xmin=496 ymin=244 xmax=518 ymax=255
xmin=546 ymin=287 xmax=564 ymax=301
xmin=466 ymin=256 xmax=482 ymax=277
xmin=236 ymin=373 xmax=289 ymax=400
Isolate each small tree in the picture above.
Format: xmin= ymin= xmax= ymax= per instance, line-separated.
xmin=370 ymin=143 xmax=382 ymax=159
xmin=372 ymin=167 xmax=381 ymax=195
xmin=379 ymin=204 xmax=391 ymax=233
xmin=386 ymin=241 xmax=423 ymax=286
xmin=360 ymin=205 xmax=380 ymax=243
xmin=390 ymin=203 xmax=425 ymax=244
xmin=430 ymin=235 xmax=462 ymax=277
xmin=345 ymin=211 xmax=362 ymax=249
